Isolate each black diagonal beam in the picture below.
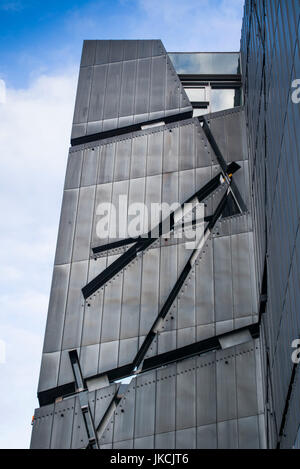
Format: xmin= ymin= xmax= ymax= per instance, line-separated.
xmin=69 ymin=350 xmax=99 ymax=449
xmin=201 ymin=117 xmax=247 ymax=213
xmin=82 ymin=162 xmax=241 ymax=299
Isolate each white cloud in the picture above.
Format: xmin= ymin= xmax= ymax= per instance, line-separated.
xmin=0 ymin=79 xmax=6 ymax=104
xmin=0 ymin=69 xmax=77 ymax=448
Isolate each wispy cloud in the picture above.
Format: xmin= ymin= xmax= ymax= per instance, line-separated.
xmin=0 ymin=69 xmax=77 ymax=448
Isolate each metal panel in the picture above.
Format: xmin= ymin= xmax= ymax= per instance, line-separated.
xmin=196 ymin=126 xmax=213 ymax=168
xmin=155 ymin=365 xmax=176 ymax=434
xmin=216 ymin=348 xmax=237 ymax=421
xmin=177 ymin=245 xmax=195 ymax=330
xmin=134 ymin=371 xmax=156 ymax=438
xmin=178 ymin=168 xmax=195 ymax=204
xmin=155 ymin=431 xmax=175 ymax=449
xmin=195 ymin=240 xmax=214 ymax=326
xmin=165 ymin=62 xmax=180 ymax=113
xmin=43 ymin=263 xmax=70 ymax=353
xmin=217 ymin=419 xmax=238 ymax=449
xmin=225 ymin=111 xmax=244 ymax=162
xmin=38 ymin=351 xmax=60 ymax=392
xmin=134 ymin=58 xmax=151 ymax=121
xmin=109 ymin=180 xmax=129 ymax=242
xmin=103 ymin=62 xmax=122 ymax=129
xmin=236 ymin=344 xmax=259 ymax=418
xmin=98 ymin=341 xmax=119 ymax=374
xmin=73 ymin=66 xmax=93 ymax=125
xmin=159 ymin=245 xmax=177 ymax=319
xmin=91 ymin=182 xmax=113 ymax=248
xmin=64 ymin=150 xmax=83 ymax=190
xmin=100 ymin=259 xmax=124 ymax=343
xmin=94 ymin=383 xmax=118 ymax=446
xmin=114 ymin=139 xmax=131 ymax=182
xmin=176 ymin=358 xmax=196 ymax=430
xmin=118 ymin=337 xmax=138 ymax=367
xmin=58 ymin=348 xmax=79 ymax=386
xmin=213 ymin=236 xmax=233 ymax=322
xmin=231 ymin=233 xmax=254 ymax=318
xmin=81 ymin=147 xmax=99 ymax=187
xmin=197 ymin=424 xmax=217 ymax=449
xmin=120 ymin=256 xmax=143 ymax=340
xmin=177 ymin=327 xmax=196 ymax=348
xmin=80 ymin=344 xmax=99 ymax=378
xmin=127 ymin=176 xmax=146 ymax=239
xmin=147 ymin=131 xmax=163 ymax=177
xmin=109 ymin=40 xmax=124 ymax=63
xmin=140 ymin=248 xmax=160 ymax=335
xmin=88 ymin=64 xmax=107 ymax=124
xmin=81 ymin=40 xmax=96 ymax=66
xmin=179 ymin=124 xmax=195 ymax=171
xmin=130 ymin=135 xmax=147 ymax=179
xmin=134 ymin=436 xmax=154 ymax=449
xmin=54 ymin=188 xmax=78 ymax=265
xmin=123 ymin=40 xmax=138 ymax=61
xmin=71 ymin=397 xmax=89 ymax=449
xmin=157 ymin=330 xmax=177 ymax=354
xmin=149 ymin=55 xmax=166 ymax=114
xmin=97 ymin=143 xmax=115 ymax=185
xmin=175 ymin=427 xmax=196 ymax=449
xmin=50 ymin=398 xmax=75 ymax=449
xmin=113 ymin=384 xmax=135 ymax=443
xmin=72 ymin=186 xmax=96 ymax=262
xmin=30 ymin=404 xmax=54 ymax=449
xmin=81 ymin=256 xmax=107 ymax=346
xmin=94 ymin=40 xmax=110 ymax=65
xmin=196 ymin=356 xmax=217 ymax=426
xmin=238 ymin=415 xmax=260 ymax=449
xmin=163 ymin=126 xmax=179 ymax=173
xmin=62 ymin=260 xmax=88 ymax=350
xmin=119 ymin=60 xmax=136 ymax=120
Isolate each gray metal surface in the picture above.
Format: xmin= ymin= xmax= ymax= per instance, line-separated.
xmin=241 ymin=0 xmax=300 ymax=447
xmin=32 ymin=36 xmax=266 ymax=449
xmin=71 ymin=40 xmax=192 ymax=140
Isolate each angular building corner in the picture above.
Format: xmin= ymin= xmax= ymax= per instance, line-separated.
xmin=30 ymin=0 xmax=299 ymax=450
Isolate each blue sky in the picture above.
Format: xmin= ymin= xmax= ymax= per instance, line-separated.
xmin=0 ymin=0 xmax=245 ymax=448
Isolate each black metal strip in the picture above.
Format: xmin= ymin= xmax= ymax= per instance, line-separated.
xmin=38 ymin=382 xmax=76 ymax=407
xmin=37 ymin=322 xmax=260 ymax=407
xmin=84 ymin=164 xmax=241 ymax=299
xmin=201 ymin=117 xmax=247 ymax=213
xmin=142 ymin=323 xmax=260 ymax=372
xmin=191 ymin=101 xmax=209 ymax=109
xmin=82 ymin=238 xmax=153 ymax=299
xmin=133 ymin=189 xmax=231 ymax=370
xmin=92 ymin=237 xmax=139 ymax=255
xmin=178 ymin=74 xmax=242 ymax=82
xmin=277 ymin=363 xmax=298 ymax=448
xmin=69 ymin=350 xmax=99 ymax=449
xmin=71 ymin=111 xmax=193 ymax=147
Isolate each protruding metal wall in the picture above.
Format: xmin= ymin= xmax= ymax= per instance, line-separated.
xmin=241 ymin=0 xmax=300 ymax=448
xmin=71 ymin=40 xmax=192 ymax=141
xmin=31 ymin=40 xmax=264 ymax=449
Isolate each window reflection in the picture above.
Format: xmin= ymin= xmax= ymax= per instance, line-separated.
xmin=185 ymin=87 xmax=207 ymax=102
xmin=169 ymin=53 xmax=240 ymax=75
xmin=210 ymin=89 xmax=236 ymax=112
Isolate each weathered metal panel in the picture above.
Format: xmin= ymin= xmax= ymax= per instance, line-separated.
xmin=54 ymin=189 xmax=78 ymax=265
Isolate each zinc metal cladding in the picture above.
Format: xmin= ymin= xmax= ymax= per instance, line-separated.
xmin=241 ymin=0 xmax=300 ymax=448
xmin=71 ymin=40 xmax=192 ymax=140
xmin=31 ymin=40 xmax=264 ymax=448
xmin=32 ymin=341 xmax=264 ymax=449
